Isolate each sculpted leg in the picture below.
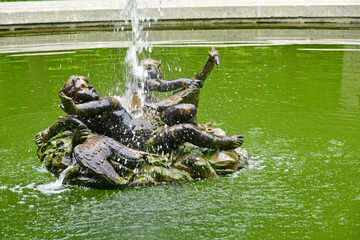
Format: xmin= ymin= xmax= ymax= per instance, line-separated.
xmin=154 ymin=123 xmax=243 ymax=153
xmin=194 ymin=47 xmax=220 ymax=82
xmin=161 ymin=104 xmax=197 ymax=126
xmin=36 ymin=115 xmax=88 ymax=146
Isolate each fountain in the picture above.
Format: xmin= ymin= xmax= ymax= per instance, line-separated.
xmin=34 ymin=1 xmax=250 ymax=189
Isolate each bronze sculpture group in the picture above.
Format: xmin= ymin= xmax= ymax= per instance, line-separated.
xmin=35 ymin=48 xmax=250 ymax=189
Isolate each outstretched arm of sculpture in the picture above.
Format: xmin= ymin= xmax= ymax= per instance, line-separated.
xmin=154 ymin=123 xmax=243 ymax=153
xmin=60 ymin=92 xmax=120 ymax=117
xmin=36 ymin=115 xmax=89 ymax=146
xmin=145 ymin=78 xmax=203 ymax=92
xmin=194 ymin=47 xmax=220 ymax=81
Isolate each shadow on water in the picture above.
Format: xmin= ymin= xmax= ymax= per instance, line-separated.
xmin=0 ymin=29 xmax=359 ymax=239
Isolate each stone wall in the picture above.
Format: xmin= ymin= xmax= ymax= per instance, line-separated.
xmin=0 ymin=0 xmax=359 ymax=33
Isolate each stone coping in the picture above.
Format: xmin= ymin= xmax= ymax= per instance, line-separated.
xmin=0 ymin=0 xmax=359 ymax=32
xmin=2 ymin=28 xmax=360 ymax=55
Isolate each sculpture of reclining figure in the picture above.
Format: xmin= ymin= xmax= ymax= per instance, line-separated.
xmin=37 ymin=77 xmax=242 ymax=151
xmin=36 ymin=48 xmax=243 ymax=185
xmin=37 ymin=47 xmax=242 ymax=151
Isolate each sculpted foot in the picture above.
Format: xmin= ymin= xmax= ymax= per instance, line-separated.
xmin=35 ymin=128 xmax=50 ymax=146
xmin=229 ymin=135 xmax=243 ymax=149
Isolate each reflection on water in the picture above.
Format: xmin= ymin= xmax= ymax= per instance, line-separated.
xmin=341 ymin=46 xmax=360 ymax=110
xmin=0 ymin=30 xmax=359 ymax=239
xmin=8 ymin=51 xmax=77 ymax=57
xmin=2 ymin=29 xmax=360 ymax=54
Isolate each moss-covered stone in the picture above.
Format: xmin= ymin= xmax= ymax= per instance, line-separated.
xmin=51 ymin=152 xmax=73 ymax=175
xmin=174 ymin=153 xmax=217 ymax=179
xmin=209 ymin=151 xmax=238 ymax=169
xmin=37 ymin=131 xmax=73 ymax=175
xmin=127 ymin=172 xmax=157 ymax=188
xmin=145 ymin=154 xmax=172 ymax=167
xmin=234 ymin=147 xmax=251 ymax=169
xmin=208 ymin=150 xmax=249 ymax=176
xmin=36 ymin=126 xmax=250 ymax=189
xmin=143 ymin=165 xmax=193 ymax=183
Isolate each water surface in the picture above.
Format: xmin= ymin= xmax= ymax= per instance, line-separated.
xmin=0 ymin=29 xmax=359 ymax=239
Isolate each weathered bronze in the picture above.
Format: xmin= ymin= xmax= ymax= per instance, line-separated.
xmin=36 ymin=47 xmax=250 ymax=189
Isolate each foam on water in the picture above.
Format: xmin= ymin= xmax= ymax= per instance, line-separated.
xmin=35 ymin=166 xmax=75 ymax=194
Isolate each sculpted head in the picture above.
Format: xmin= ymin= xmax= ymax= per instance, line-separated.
xmin=60 ymin=75 xmax=99 ymax=103
xmin=140 ymin=58 xmax=163 ymax=79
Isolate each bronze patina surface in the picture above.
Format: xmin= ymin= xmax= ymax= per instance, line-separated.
xmin=36 ymin=48 xmax=250 ymax=189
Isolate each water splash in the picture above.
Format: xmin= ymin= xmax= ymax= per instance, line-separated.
xmin=120 ymin=0 xmax=162 ymax=116
xmin=35 ymin=166 xmax=74 ymax=194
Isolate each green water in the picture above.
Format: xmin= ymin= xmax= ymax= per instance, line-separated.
xmin=0 ymin=34 xmax=359 ymax=239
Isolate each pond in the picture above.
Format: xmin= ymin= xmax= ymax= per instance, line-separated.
xmin=0 ymin=29 xmax=359 ymax=239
